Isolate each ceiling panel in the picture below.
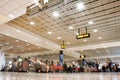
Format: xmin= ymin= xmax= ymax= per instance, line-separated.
xmin=8 ymin=0 xmax=120 ymax=47
xmin=0 ymin=34 xmax=48 ymax=54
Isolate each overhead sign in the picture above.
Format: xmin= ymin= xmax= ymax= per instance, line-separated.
xmin=76 ymin=33 xmax=90 ymax=39
xmin=61 ymin=45 xmax=66 ymax=49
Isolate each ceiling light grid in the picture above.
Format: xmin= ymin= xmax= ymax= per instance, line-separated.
xmin=8 ymin=0 xmax=120 ymax=47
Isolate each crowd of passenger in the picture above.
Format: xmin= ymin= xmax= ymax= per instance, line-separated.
xmin=1 ymin=56 xmax=120 ymax=73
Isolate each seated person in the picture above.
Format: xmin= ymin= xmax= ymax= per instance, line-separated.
xmin=49 ymin=61 xmax=55 ymax=72
xmin=57 ymin=62 xmax=61 ymax=66
xmin=63 ymin=62 xmax=67 ymax=72
xmin=22 ymin=58 xmax=29 ymax=72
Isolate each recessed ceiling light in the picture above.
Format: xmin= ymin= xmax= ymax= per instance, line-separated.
xmin=76 ymin=33 xmax=79 ymax=35
xmin=35 ymin=2 xmax=39 ymax=6
xmin=6 ymin=43 xmax=9 ymax=45
xmin=25 ymin=40 xmax=28 ymax=42
xmin=27 ymin=43 xmax=30 ymax=45
xmin=36 ymin=44 xmax=39 ymax=46
xmin=84 ymin=39 xmax=87 ymax=42
xmin=35 ymin=37 xmax=39 ymax=40
xmin=28 ymin=48 xmax=31 ymax=50
xmin=48 ymin=31 xmax=52 ymax=34
xmin=16 ymin=40 xmax=19 ymax=42
xmin=9 ymin=14 xmax=14 ymax=18
xmin=69 ymin=26 xmax=74 ymax=30
xmin=0 ymin=44 xmax=3 ymax=46
xmin=77 ymin=2 xmax=84 ymax=10
xmin=16 ymin=30 xmax=20 ymax=32
xmin=6 ymin=34 xmax=9 ymax=36
xmin=57 ymin=37 xmax=61 ymax=39
xmin=29 ymin=21 xmax=35 ymax=25
xmin=88 ymin=21 xmax=94 ymax=25
xmin=67 ymin=42 xmax=70 ymax=44
xmin=53 ymin=11 xmax=59 ymax=17
xmin=45 ymin=42 xmax=48 ymax=44
xmin=17 ymin=45 xmax=20 ymax=47
xmin=10 ymin=46 xmax=13 ymax=49
xmin=98 ymin=37 xmax=102 ymax=39
xmin=93 ymin=29 xmax=98 ymax=32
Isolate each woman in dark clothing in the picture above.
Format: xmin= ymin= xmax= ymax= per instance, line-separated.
xmin=63 ymin=62 xmax=67 ymax=72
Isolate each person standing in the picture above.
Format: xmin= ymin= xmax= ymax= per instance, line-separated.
xmin=59 ymin=50 xmax=64 ymax=66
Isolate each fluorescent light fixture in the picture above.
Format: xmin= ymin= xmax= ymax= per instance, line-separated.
xmin=93 ymin=29 xmax=98 ymax=32
xmin=9 ymin=14 xmax=14 ymax=18
xmin=77 ymin=2 xmax=84 ymax=10
xmin=69 ymin=26 xmax=74 ymax=30
xmin=57 ymin=37 xmax=61 ymax=39
xmin=29 ymin=21 xmax=35 ymax=25
xmin=98 ymin=37 xmax=102 ymax=39
xmin=53 ymin=11 xmax=59 ymax=17
xmin=88 ymin=21 xmax=94 ymax=25
xmin=48 ymin=31 xmax=52 ymax=34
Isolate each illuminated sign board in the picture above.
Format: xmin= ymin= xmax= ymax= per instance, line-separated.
xmin=61 ymin=45 xmax=66 ymax=49
xmin=76 ymin=33 xmax=90 ymax=39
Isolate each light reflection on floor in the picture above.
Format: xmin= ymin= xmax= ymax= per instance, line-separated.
xmin=0 ymin=72 xmax=120 ymax=80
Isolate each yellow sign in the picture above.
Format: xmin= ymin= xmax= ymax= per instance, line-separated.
xmin=61 ymin=45 xmax=66 ymax=49
xmin=76 ymin=33 xmax=90 ymax=39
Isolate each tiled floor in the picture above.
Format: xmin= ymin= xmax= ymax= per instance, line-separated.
xmin=0 ymin=72 xmax=120 ymax=80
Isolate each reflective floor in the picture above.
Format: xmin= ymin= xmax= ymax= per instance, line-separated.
xmin=0 ymin=72 xmax=120 ymax=80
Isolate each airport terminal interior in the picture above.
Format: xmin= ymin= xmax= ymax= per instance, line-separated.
xmin=0 ymin=0 xmax=120 ymax=80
